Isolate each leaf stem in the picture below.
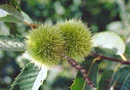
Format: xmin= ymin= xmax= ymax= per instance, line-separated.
xmin=119 ymin=54 xmax=127 ymax=61
xmin=61 ymin=54 xmax=95 ymax=89
xmin=24 ymin=21 xmax=37 ymax=29
xmin=92 ymin=52 xmax=130 ymax=65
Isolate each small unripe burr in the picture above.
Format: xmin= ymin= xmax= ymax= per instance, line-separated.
xmin=25 ymin=24 xmax=64 ymax=67
xmin=57 ymin=20 xmax=93 ymax=62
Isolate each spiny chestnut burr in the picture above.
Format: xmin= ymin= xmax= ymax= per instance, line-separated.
xmin=56 ymin=20 xmax=93 ymax=62
xmin=25 ymin=24 xmax=64 ymax=67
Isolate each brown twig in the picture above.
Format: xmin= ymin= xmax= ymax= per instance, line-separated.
xmin=92 ymin=52 xmax=130 ymax=64
xmin=24 ymin=21 xmax=38 ymax=29
xmin=61 ymin=54 xmax=95 ymax=89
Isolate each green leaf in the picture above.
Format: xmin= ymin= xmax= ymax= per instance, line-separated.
xmin=0 ymin=0 xmax=21 ymax=11
xmin=71 ymin=74 xmax=84 ymax=90
xmin=21 ymin=11 xmax=33 ymax=24
xmin=98 ymin=70 xmax=114 ymax=90
xmin=0 ymin=36 xmax=25 ymax=51
xmin=0 ymin=22 xmax=10 ymax=36
xmin=11 ymin=63 xmax=49 ymax=90
xmin=0 ymin=4 xmax=23 ymax=23
xmin=71 ymin=59 xmax=98 ymax=90
xmin=92 ymin=31 xmax=125 ymax=55
xmin=110 ymin=66 xmax=130 ymax=90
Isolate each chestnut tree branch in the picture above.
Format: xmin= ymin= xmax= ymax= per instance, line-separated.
xmin=92 ymin=52 xmax=130 ymax=64
xmin=61 ymin=54 xmax=95 ymax=89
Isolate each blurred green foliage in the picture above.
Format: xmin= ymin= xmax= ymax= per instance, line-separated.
xmin=21 ymin=0 xmax=119 ymax=32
